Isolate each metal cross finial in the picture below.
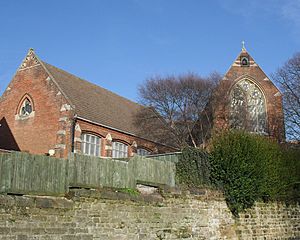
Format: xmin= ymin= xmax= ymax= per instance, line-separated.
xmin=242 ymin=41 xmax=246 ymax=51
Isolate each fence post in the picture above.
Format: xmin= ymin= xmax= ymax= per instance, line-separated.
xmin=68 ymin=153 xmax=75 ymax=188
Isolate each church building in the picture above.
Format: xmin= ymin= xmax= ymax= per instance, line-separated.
xmin=0 ymin=49 xmax=175 ymax=158
xmin=212 ymin=44 xmax=285 ymax=142
xmin=0 ymin=46 xmax=285 ymax=158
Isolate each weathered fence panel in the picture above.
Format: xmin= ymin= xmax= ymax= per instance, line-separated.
xmin=69 ymin=153 xmax=177 ymax=189
xmin=0 ymin=152 xmax=68 ymax=196
xmin=147 ymin=152 xmax=181 ymax=163
xmin=69 ymin=154 xmax=135 ymax=189
xmin=130 ymin=156 xmax=176 ymax=187
xmin=0 ymin=151 xmax=179 ymax=196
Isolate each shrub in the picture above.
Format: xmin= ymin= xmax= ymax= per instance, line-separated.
xmin=209 ymin=131 xmax=283 ymax=215
xmin=176 ymin=147 xmax=211 ymax=187
xmin=176 ymin=132 xmax=299 ymax=215
xmin=278 ymin=147 xmax=300 ymax=203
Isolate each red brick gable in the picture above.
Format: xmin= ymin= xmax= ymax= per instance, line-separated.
xmin=0 ymin=49 xmax=73 ymax=157
xmin=213 ymin=48 xmax=285 ymax=142
xmin=0 ymin=49 xmax=176 ymax=157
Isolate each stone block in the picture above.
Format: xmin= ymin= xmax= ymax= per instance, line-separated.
xmin=0 ymin=227 xmax=10 ymax=235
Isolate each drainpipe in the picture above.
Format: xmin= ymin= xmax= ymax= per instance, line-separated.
xmin=71 ymin=114 xmax=77 ymax=153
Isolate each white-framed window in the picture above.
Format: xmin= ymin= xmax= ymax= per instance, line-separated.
xmin=137 ymin=148 xmax=151 ymax=156
xmin=81 ymin=133 xmax=101 ymax=157
xmin=112 ymin=141 xmax=128 ymax=158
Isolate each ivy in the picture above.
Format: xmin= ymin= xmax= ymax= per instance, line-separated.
xmin=176 ymin=147 xmax=211 ymax=187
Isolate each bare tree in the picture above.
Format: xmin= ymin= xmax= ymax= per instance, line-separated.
xmin=272 ymin=52 xmax=300 ymax=141
xmin=136 ymin=72 xmax=221 ymax=148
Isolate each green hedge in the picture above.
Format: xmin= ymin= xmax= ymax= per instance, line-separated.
xmin=209 ymin=131 xmax=300 ymax=215
xmin=278 ymin=147 xmax=300 ymax=203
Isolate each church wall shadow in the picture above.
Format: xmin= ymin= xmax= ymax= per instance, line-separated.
xmin=0 ymin=117 xmax=20 ymax=151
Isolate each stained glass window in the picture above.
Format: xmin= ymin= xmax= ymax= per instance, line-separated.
xmin=19 ymin=98 xmax=33 ymax=117
xmin=230 ymin=79 xmax=267 ymax=134
xmin=241 ymin=56 xmax=249 ymax=66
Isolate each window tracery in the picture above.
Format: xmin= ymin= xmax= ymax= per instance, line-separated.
xmin=229 ymin=79 xmax=267 ymax=134
xmin=19 ymin=98 xmax=33 ymax=117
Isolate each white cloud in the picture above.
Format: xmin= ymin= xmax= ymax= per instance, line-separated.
xmin=218 ymin=0 xmax=300 ymax=37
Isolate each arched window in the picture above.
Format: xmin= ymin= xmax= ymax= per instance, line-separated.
xmin=137 ymin=148 xmax=151 ymax=156
xmin=112 ymin=141 xmax=128 ymax=158
xmin=81 ymin=133 xmax=101 ymax=157
xmin=230 ymin=79 xmax=267 ymax=134
xmin=19 ymin=98 xmax=33 ymax=117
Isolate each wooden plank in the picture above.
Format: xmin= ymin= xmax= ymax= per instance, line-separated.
xmin=0 ymin=152 xmax=177 ymax=195
xmin=4 ymin=153 xmax=12 ymax=192
xmin=0 ymin=154 xmax=4 ymax=192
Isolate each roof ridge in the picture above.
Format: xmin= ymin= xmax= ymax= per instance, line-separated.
xmin=41 ymin=61 xmax=144 ymax=108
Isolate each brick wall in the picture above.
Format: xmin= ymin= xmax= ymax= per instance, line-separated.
xmin=74 ymin=119 xmax=173 ymax=158
xmin=0 ymin=63 xmax=73 ymax=158
xmin=213 ymin=51 xmax=285 ymax=142
xmin=0 ymin=54 xmax=174 ymax=159
xmin=237 ymin=202 xmax=300 ymax=239
xmin=0 ymin=189 xmax=299 ymax=240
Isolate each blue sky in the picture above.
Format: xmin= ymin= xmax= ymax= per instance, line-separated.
xmin=0 ymin=0 xmax=299 ymax=102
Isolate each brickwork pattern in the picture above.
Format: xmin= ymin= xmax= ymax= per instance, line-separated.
xmin=213 ymin=50 xmax=285 ymax=142
xmin=237 ymin=202 xmax=300 ymax=239
xmin=0 ymin=64 xmax=73 ymax=158
xmin=0 ymin=51 xmax=175 ymax=159
xmin=0 ymin=190 xmax=299 ymax=240
xmin=75 ymin=119 xmax=170 ymax=157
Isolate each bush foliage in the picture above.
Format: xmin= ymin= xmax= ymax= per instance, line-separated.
xmin=278 ymin=147 xmax=300 ymax=203
xmin=209 ymin=131 xmax=300 ymax=215
xmin=175 ymin=131 xmax=299 ymax=215
xmin=176 ymin=147 xmax=211 ymax=187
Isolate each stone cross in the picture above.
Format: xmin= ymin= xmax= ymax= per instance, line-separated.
xmin=242 ymin=41 xmax=246 ymax=51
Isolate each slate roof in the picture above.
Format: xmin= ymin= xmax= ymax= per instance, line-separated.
xmin=42 ymin=62 xmax=145 ymax=136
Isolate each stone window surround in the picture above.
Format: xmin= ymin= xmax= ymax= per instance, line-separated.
xmin=229 ymin=78 xmax=268 ymax=134
xmin=15 ymin=94 xmax=35 ymax=120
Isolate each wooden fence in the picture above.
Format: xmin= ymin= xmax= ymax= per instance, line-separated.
xmin=0 ymin=151 xmax=178 ymax=196
xmin=0 ymin=152 xmax=68 ymax=196
xmin=132 ymin=156 xmax=176 ymax=187
xmin=147 ymin=152 xmax=181 ymax=163
xmin=69 ymin=154 xmax=134 ymax=189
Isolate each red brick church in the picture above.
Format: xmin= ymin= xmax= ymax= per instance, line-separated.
xmin=212 ymin=45 xmax=285 ymax=142
xmin=0 ymin=46 xmax=285 ymax=158
xmin=0 ymin=49 xmax=174 ymax=158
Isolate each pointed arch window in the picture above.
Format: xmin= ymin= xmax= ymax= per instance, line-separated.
xmin=16 ymin=95 xmax=35 ymax=120
xmin=20 ymin=98 xmax=33 ymax=117
xmin=229 ymin=79 xmax=267 ymax=134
